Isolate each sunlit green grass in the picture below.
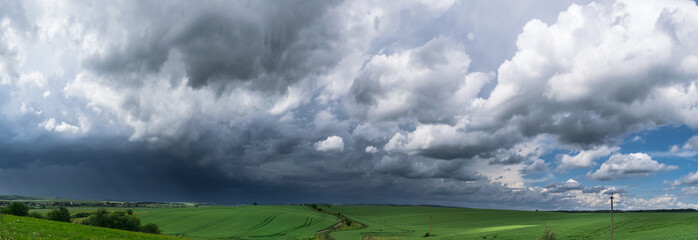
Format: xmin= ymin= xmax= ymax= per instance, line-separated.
xmin=0 ymin=214 xmax=182 ymax=240
xmin=328 ymin=206 xmax=698 ymax=239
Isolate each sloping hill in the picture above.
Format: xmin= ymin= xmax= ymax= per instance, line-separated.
xmin=0 ymin=214 xmax=183 ymax=240
xmin=137 ymin=205 xmax=337 ymax=239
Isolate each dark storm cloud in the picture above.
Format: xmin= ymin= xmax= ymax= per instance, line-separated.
xmin=0 ymin=139 xmax=330 ymax=203
xmin=373 ymin=155 xmax=484 ymax=182
xmin=86 ymin=0 xmax=343 ymax=92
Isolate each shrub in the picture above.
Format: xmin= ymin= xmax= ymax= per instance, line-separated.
xmin=141 ymin=223 xmax=162 ymax=234
xmin=127 ymin=209 xmax=133 ymax=215
xmin=82 ymin=208 xmax=112 ymax=227
xmin=28 ymin=212 xmax=44 ymax=219
xmin=2 ymin=202 xmax=29 ymax=216
xmin=113 ymin=212 xmax=141 ymax=231
xmin=538 ymin=226 xmax=558 ymax=240
xmin=47 ymin=207 xmax=71 ymax=222
xmin=72 ymin=212 xmax=91 ymax=218
xmin=82 ymin=208 xmax=159 ymax=234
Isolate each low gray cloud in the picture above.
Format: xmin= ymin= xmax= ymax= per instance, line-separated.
xmin=588 ymin=153 xmax=678 ymax=181
xmin=373 ymin=155 xmax=484 ymax=182
xmin=545 ymin=179 xmax=583 ymax=193
xmin=582 ymin=186 xmax=606 ymax=194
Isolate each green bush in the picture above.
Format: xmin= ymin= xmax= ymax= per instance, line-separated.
xmin=1 ymin=202 xmax=29 ymax=216
xmin=47 ymin=207 xmax=71 ymax=222
xmin=113 ymin=212 xmax=142 ymax=231
xmin=141 ymin=223 xmax=161 ymax=234
xmin=82 ymin=209 xmax=140 ymax=231
xmin=82 ymin=208 xmax=111 ymax=227
xmin=538 ymin=226 xmax=558 ymax=240
xmin=81 ymin=208 xmax=159 ymax=234
xmin=72 ymin=212 xmax=91 ymax=218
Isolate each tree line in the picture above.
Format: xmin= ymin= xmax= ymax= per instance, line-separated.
xmin=0 ymin=202 xmax=161 ymax=234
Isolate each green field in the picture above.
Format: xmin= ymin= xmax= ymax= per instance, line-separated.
xmin=0 ymin=214 xmax=181 ymax=240
xmin=324 ymin=205 xmax=698 ymax=239
xmin=10 ymin=204 xmax=698 ymax=239
xmin=136 ymin=206 xmax=337 ymax=239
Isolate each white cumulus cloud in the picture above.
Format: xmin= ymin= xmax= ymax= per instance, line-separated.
xmin=38 ymin=118 xmax=80 ymax=134
xmin=314 ymin=136 xmax=344 ymax=152
xmin=558 ymin=146 xmax=620 ymax=170
xmin=666 ymin=170 xmax=698 ymax=187
xmin=365 ymin=146 xmax=378 ymax=153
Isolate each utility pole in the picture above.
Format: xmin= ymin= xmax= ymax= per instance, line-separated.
xmin=610 ymin=192 xmax=614 ymax=240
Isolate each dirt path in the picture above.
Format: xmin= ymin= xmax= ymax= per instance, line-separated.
xmin=316 ymin=218 xmax=342 ymax=240
xmin=311 ymin=206 xmax=368 ymax=240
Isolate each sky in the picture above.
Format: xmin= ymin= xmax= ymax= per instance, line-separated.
xmin=2 ymin=0 xmax=698 ymax=210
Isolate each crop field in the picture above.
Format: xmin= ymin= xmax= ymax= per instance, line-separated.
xmin=9 ymin=204 xmax=698 ymax=239
xmin=136 ymin=205 xmax=337 ymax=239
xmin=0 ymin=214 xmax=181 ymax=240
xmin=326 ymin=205 xmax=698 ymax=239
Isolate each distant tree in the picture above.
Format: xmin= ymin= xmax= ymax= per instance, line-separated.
xmin=141 ymin=223 xmax=161 ymax=234
xmin=2 ymin=202 xmax=29 ymax=216
xmin=47 ymin=207 xmax=71 ymax=222
xmin=28 ymin=212 xmax=44 ymax=219
xmin=253 ymin=202 xmax=258 ymax=205
xmin=538 ymin=226 xmax=558 ymax=240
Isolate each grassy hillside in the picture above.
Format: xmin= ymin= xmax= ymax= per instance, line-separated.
xmin=0 ymin=214 xmax=182 ymax=240
xmin=137 ymin=205 xmax=337 ymax=239
xmin=327 ymin=205 xmax=698 ymax=239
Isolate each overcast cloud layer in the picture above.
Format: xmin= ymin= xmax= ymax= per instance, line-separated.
xmin=3 ymin=0 xmax=698 ymax=210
